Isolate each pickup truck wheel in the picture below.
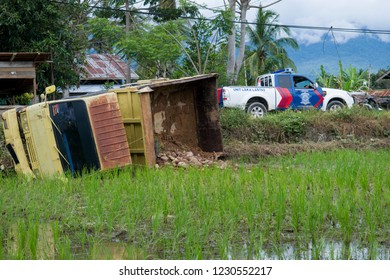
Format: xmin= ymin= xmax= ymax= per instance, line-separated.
xmin=247 ymin=102 xmax=267 ymax=117
xmin=326 ymin=100 xmax=345 ymax=111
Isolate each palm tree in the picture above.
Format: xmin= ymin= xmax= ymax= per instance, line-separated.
xmin=245 ymin=8 xmax=298 ymax=83
xmin=159 ymin=0 xmax=176 ymax=8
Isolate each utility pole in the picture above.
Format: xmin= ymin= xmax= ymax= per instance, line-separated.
xmin=125 ymin=0 xmax=132 ymax=84
xmin=226 ymin=0 xmax=282 ymax=84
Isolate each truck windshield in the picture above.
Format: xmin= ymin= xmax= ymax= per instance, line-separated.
xmin=49 ymin=101 xmax=100 ymax=174
xmin=293 ymin=76 xmax=314 ymax=89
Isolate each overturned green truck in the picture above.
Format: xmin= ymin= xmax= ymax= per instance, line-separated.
xmin=1 ymin=74 xmax=223 ymax=177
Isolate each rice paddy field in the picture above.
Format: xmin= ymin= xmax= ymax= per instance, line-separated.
xmin=0 ymin=148 xmax=389 ymax=260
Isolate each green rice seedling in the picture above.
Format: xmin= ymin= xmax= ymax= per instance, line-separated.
xmin=335 ymin=191 xmax=355 ymax=244
xmin=0 ymin=228 xmax=3 ymax=259
xmin=328 ymin=241 xmax=336 ymax=260
xmin=218 ymin=237 xmax=230 ymax=260
xmin=1 ymin=148 xmax=389 ymax=260
xmin=290 ymin=185 xmax=306 ymax=235
xmin=57 ymin=237 xmax=72 ymax=260
xmin=5 ymin=219 xmax=27 ymax=260
xmin=16 ymin=220 xmax=28 ymax=260
xmin=27 ymin=222 xmax=39 ymax=260
xmin=340 ymin=242 xmax=352 ymax=260
xmin=311 ymin=239 xmax=325 ymax=260
xmin=368 ymin=240 xmax=378 ymax=260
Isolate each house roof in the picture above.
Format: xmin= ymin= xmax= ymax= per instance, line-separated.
xmin=0 ymin=52 xmax=51 ymax=63
xmin=82 ymin=54 xmax=139 ymax=81
xmin=375 ymin=70 xmax=390 ymax=83
xmin=369 ymin=89 xmax=390 ymax=97
xmin=0 ymin=52 xmax=52 ymax=99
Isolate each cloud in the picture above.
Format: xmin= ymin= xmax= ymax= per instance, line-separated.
xmin=194 ymin=0 xmax=390 ymax=45
xmin=270 ymin=0 xmax=390 ymax=44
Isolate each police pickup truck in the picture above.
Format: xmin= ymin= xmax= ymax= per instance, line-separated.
xmin=222 ymin=68 xmax=354 ymax=117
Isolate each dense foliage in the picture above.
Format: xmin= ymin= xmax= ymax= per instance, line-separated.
xmin=0 ymin=0 xmax=89 ymax=90
xmin=316 ymin=62 xmax=370 ymax=91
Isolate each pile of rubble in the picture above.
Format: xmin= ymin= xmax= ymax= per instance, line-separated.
xmin=156 ymin=150 xmax=228 ymax=169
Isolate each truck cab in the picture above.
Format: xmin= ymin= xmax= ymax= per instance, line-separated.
xmin=257 ymin=69 xmax=324 ymax=110
xmin=2 ymin=92 xmax=132 ymax=177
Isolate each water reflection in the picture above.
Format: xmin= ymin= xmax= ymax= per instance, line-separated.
xmin=228 ymin=240 xmax=389 ymax=260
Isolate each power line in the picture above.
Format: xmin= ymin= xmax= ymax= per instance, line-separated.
xmin=50 ymin=0 xmax=390 ymax=35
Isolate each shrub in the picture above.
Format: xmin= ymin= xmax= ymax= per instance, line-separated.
xmin=15 ymin=92 xmax=34 ymax=105
xmin=220 ymin=107 xmax=390 ymax=144
xmin=219 ymin=108 xmax=251 ymax=129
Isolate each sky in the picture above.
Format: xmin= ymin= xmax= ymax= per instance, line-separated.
xmin=191 ymin=0 xmax=390 ymax=45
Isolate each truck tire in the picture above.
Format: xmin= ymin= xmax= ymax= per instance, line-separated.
xmin=247 ymin=102 xmax=267 ymax=118
xmin=326 ymin=100 xmax=345 ymax=111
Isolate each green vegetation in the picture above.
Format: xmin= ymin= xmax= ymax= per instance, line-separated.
xmin=245 ymin=8 xmax=298 ymax=85
xmin=0 ymin=149 xmax=388 ymax=260
xmin=317 ymin=62 xmax=369 ymax=91
xmin=0 ymin=0 xmax=89 ymax=90
xmin=221 ymin=107 xmax=390 ymax=144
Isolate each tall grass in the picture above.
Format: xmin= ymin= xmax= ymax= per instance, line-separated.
xmin=0 ymin=149 xmax=389 ymax=260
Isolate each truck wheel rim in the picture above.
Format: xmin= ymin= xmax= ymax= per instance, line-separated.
xmin=251 ymin=106 xmax=264 ymax=117
xmin=329 ymin=104 xmax=342 ymax=110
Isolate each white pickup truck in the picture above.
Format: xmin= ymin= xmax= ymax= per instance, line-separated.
xmin=222 ymin=69 xmax=354 ymax=117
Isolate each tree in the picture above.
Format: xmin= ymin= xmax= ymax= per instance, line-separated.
xmin=226 ymin=0 xmax=244 ymax=85
xmin=88 ymin=0 xmax=231 ymax=79
xmin=0 ymin=0 xmax=89 ymax=91
xmin=117 ymin=21 xmax=185 ymax=78
xmin=225 ymin=0 xmax=282 ymax=84
xmin=179 ymin=14 xmax=230 ymax=76
xmin=89 ymin=0 xmax=199 ymax=81
xmin=245 ymin=8 xmax=298 ymax=84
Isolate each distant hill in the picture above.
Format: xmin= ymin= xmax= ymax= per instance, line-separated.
xmin=287 ymin=36 xmax=390 ymax=79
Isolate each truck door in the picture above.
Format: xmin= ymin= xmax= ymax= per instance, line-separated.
xmin=275 ymin=74 xmax=296 ymax=109
xmin=292 ymin=75 xmax=324 ymax=109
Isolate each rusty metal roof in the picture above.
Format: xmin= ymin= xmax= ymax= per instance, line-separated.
xmin=0 ymin=52 xmax=51 ymax=62
xmin=369 ymin=89 xmax=390 ymax=97
xmin=82 ymin=54 xmax=139 ymax=81
xmin=376 ymin=70 xmax=390 ymax=82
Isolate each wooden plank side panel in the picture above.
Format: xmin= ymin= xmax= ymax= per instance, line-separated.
xmin=115 ymin=90 xmax=151 ymax=166
xmin=87 ymin=93 xmax=132 ymax=170
xmin=139 ymin=93 xmax=156 ymax=167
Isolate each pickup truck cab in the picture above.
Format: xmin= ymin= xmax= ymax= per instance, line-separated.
xmin=222 ymin=68 xmax=354 ymax=117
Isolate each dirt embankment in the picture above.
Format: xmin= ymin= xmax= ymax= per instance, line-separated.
xmin=157 ymin=109 xmax=390 ymax=166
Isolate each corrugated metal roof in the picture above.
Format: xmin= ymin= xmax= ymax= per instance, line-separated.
xmin=369 ymin=89 xmax=390 ymax=97
xmin=375 ymin=70 xmax=390 ymax=82
xmin=82 ymin=54 xmax=139 ymax=81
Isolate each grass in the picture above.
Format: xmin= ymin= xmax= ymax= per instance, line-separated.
xmin=0 ymin=149 xmax=389 ymax=260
